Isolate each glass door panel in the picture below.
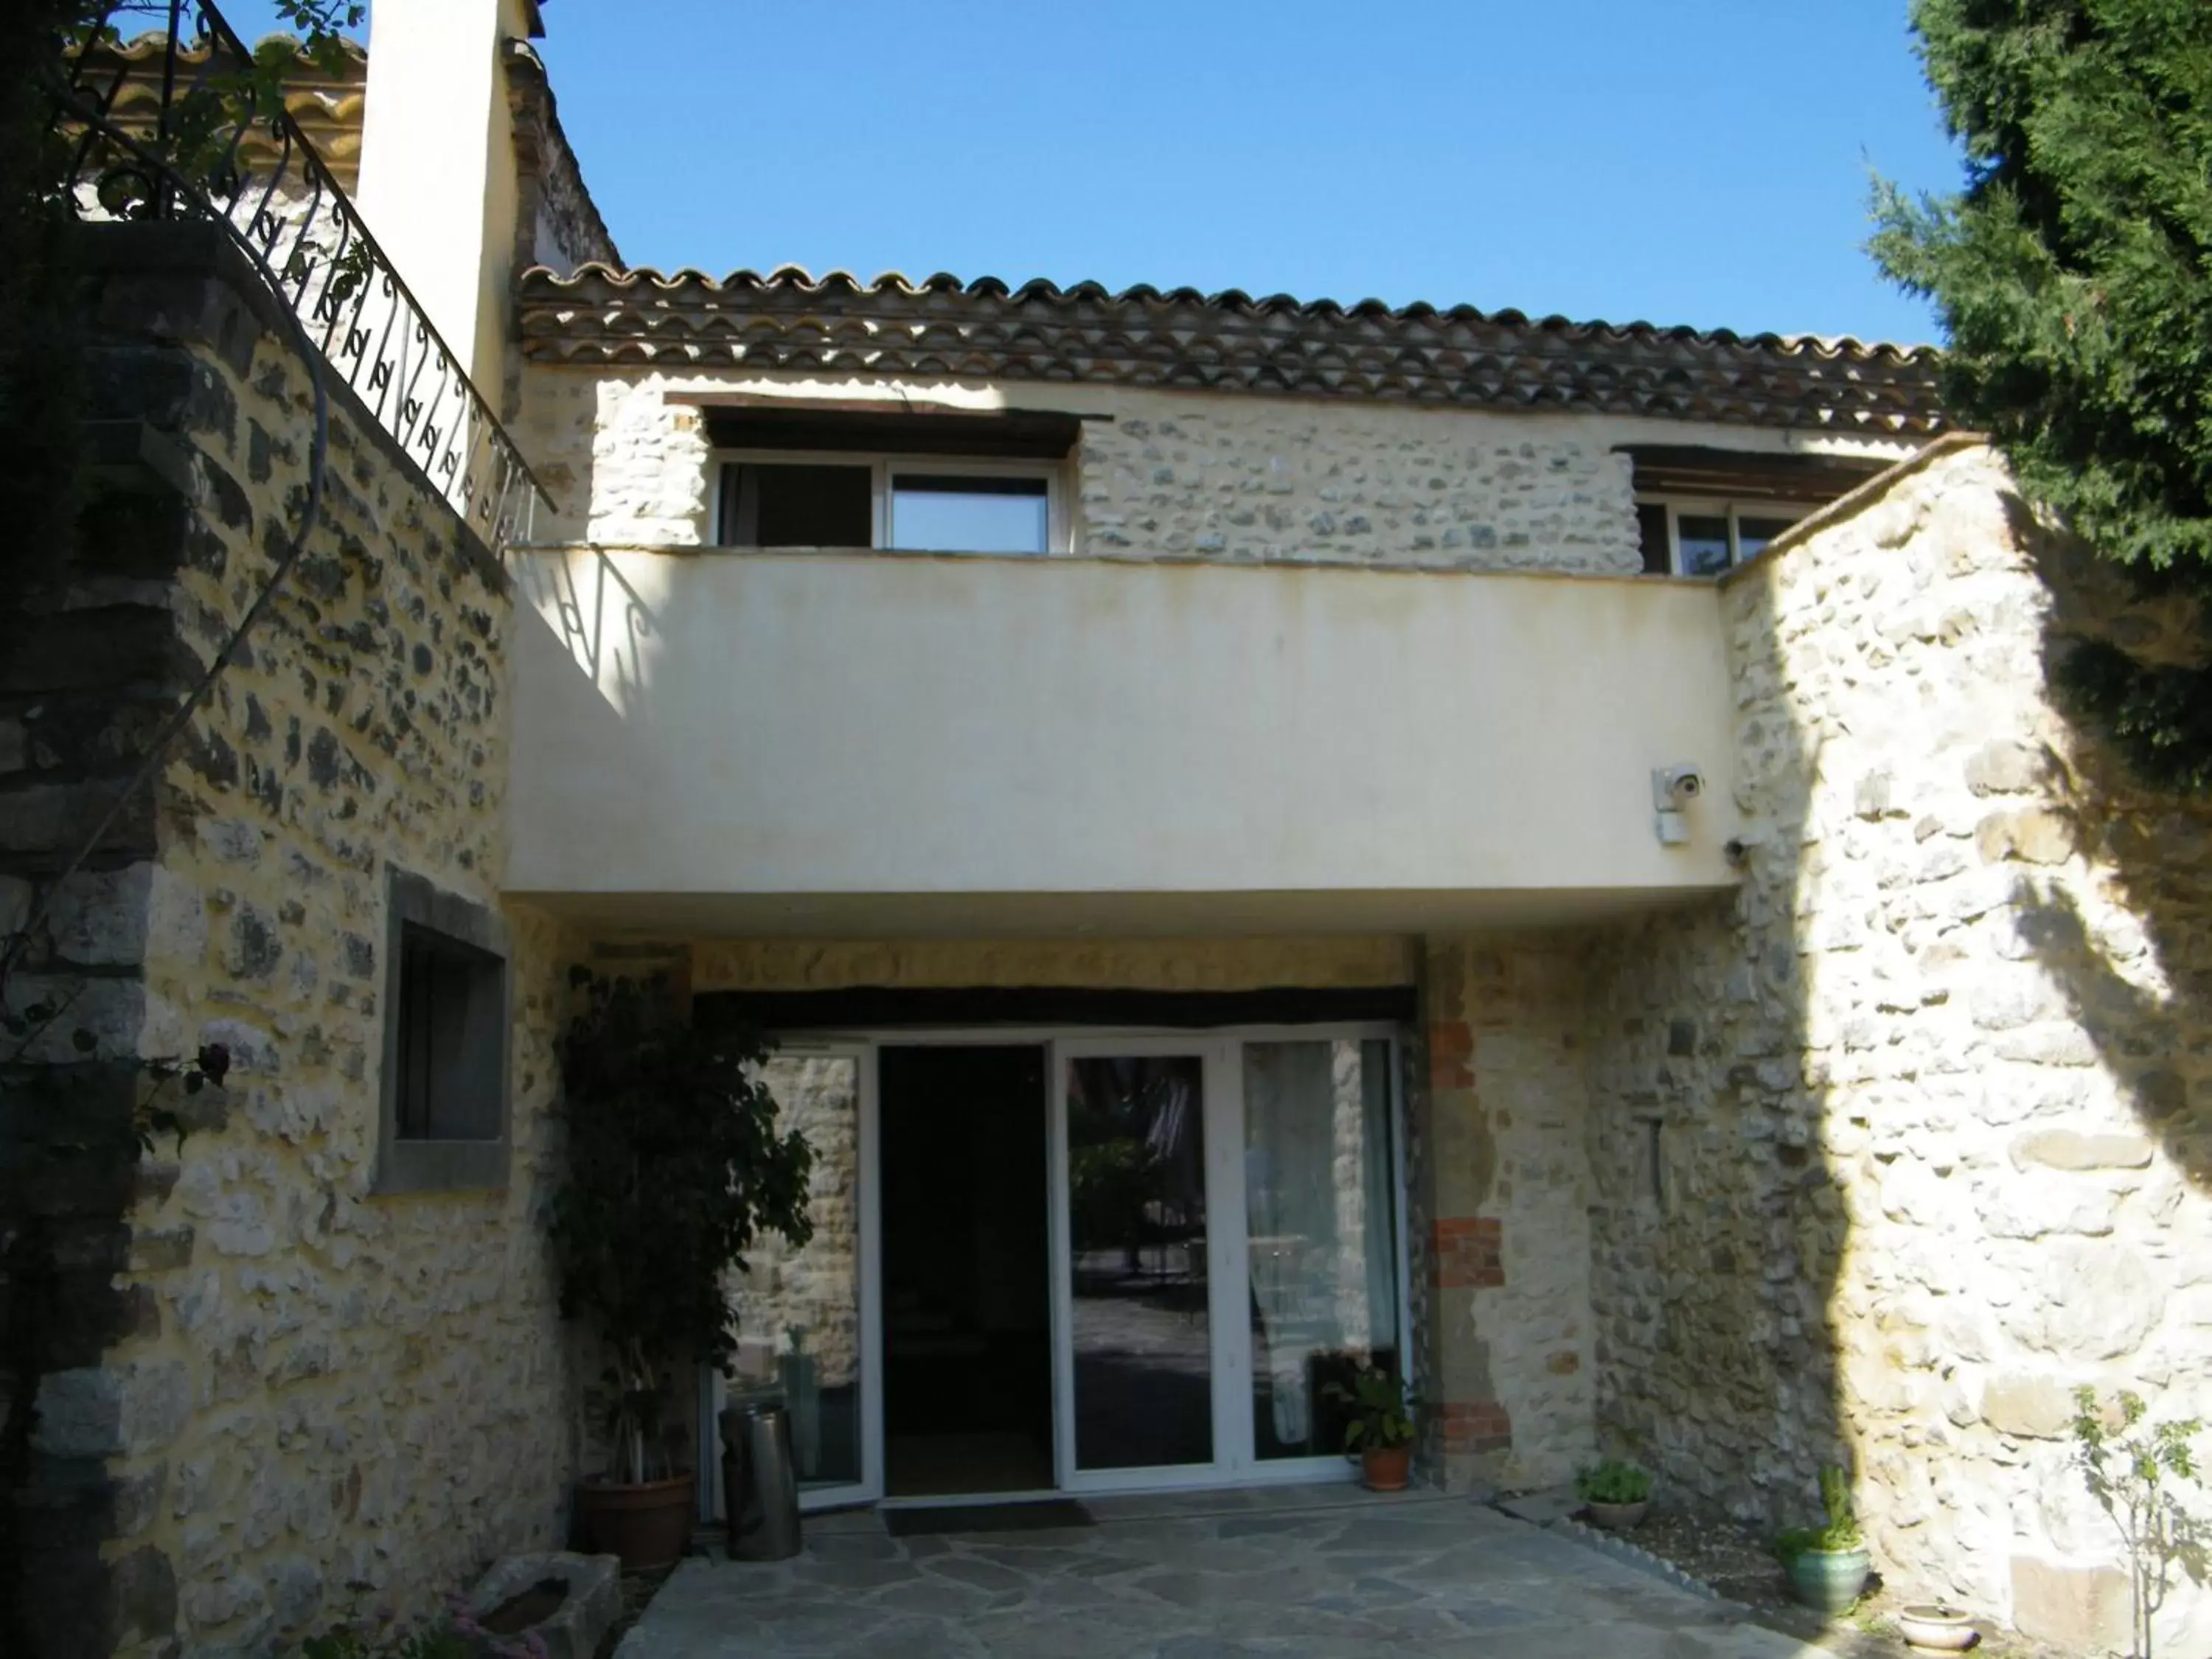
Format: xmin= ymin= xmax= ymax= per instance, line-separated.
xmin=1242 ymin=1038 xmax=1400 ymax=1461
xmin=720 ymin=1050 xmax=876 ymax=1509
xmin=1057 ymin=1048 xmax=1220 ymax=1477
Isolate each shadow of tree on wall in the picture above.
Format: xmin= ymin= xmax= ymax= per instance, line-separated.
xmin=1589 ymin=448 xmax=2212 ymax=1649
xmin=2011 ymin=503 xmax=2212 ymax=1193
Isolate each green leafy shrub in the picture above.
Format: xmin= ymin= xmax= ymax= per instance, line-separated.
xmin=549 ymin=972 xmax=814 ymax=1482
xmin=1322 ymin=1363 xmax=1417 ymax=1453
xmin=1773 ymin=1465 xmax=1863 ymax=1562
xmin=1575 ymin=1459 xmax=1653 ymax=1505
xmin=2072 ymin=1385 xmax=2204 ymax=1659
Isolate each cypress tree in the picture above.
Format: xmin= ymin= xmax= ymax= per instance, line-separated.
xmin=1871 ymin=0 xmax=2212 ymax=791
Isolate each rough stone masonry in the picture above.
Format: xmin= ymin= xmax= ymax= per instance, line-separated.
xmin=3 ymin=224 xmax=578 ymax=1659
xmin=1585 ymin=441 xmax=2212 ymax=1657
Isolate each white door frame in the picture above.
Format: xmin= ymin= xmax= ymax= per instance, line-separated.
xmin=713 ymin=1023 xmax=1408 ymax=1508
xmin=1048 ymin=1034 xmax=1244 ymax=1494
xmin=705 ymin=1039 xmax=883 ymax=1516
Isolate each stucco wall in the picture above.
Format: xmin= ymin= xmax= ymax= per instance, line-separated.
xmin=515 ymin=367 xmax=1907 ymax=568
xmin=18 ymin=240 xmax=575 ymax=1657
xmin=1586 ymin=442 xmax=2212 ymax=1655
xmin=506 ymin=546 xmax=1743 ymax=921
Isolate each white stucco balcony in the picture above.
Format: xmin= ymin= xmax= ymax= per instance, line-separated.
xmin=506 ymin=548 xmax=1742 ymax=934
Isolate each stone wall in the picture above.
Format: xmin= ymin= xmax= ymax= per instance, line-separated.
xmin=4 ymin=226 xmax=576 ymax=1658
xmin=1411 ymin=935 xmax=1596 ymax=1492
xmin=515 ymin=367 xmax=1903 ymax=568
xmin=1586 ymin=440 xmax=2212 ymax=1655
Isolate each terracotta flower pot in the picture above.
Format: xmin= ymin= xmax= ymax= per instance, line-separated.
xmin=1784 ymin=1546 xmax=1871 ymax=1614
xmin=577 ymin=1473 xmax=695 ymax=1572
xmin=1586 ymin=1499 xmax=1648 ymax=1531
xmin=1360 ymin=1444 xmax=1412 ymax=1492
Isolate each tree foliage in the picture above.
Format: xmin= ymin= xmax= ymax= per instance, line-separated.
xmin=1 ymin=1 xmax=360 ymax=603
xmin=548 ymin=973 xmax=813 ymax=1480
xmin=1871 ymin=0 xmax=2212 ymax=791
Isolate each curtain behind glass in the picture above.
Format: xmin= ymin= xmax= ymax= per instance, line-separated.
xmin=1242 ymin=1039 xmax=1398 ymax=1458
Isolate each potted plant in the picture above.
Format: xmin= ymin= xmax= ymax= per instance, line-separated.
xmin=1894 ymin=1603 xmax=1978 ymax=1652
xmin=1324 ymin=1364 xmax=1419 ymax=1491
xmin=550 ymin=972 xmax=814 ymax=1571
xmin=1774 ymin=1465 xmax=1871 ymax=1614
xmin=1575 ymin=1459 xmax=1654 ymax=1531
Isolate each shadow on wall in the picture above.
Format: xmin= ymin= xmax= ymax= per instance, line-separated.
xmin=2010 ymin=506 xmax=2212 ymax=1193
xmin=1585 ymin=441 xmax=2211 ymax=1653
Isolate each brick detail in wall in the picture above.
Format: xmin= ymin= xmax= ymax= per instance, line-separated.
xmin=1438 ymin=1399 xmax=1514 ymax=1457
xmin=1431 ymin=1217 xmax=1504 ymax=1288
xmin=1429 ymin=1018 xmax=1472 ymax=1090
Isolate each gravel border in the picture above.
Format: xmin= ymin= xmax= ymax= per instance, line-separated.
xmin=1545 ymin=1513 xmax=1725 ymax=1600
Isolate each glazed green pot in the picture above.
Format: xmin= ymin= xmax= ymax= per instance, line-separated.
xmin=1786 ymin=1547 xmax=1871 ymax=1614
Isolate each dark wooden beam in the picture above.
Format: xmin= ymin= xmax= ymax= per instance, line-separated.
xmin=1618 ymin=444 xmax=1889 ymax=503
xmin=696 ymin=984 xmax=1416 ymax=1032
xmin=686 ymin=400 xmax=1091 ymax=459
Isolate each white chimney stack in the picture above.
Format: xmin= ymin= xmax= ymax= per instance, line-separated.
xmin=355 ymin=0 xmax=538 ymax=397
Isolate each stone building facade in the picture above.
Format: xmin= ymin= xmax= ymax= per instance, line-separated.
xmin=3 ymin=226 xmax=578 ymax=1657
xmin=1585 ymin=439 xmax=2212 ymax=1655
xmin=17 ymin=7 xmax=2212 ymax=1658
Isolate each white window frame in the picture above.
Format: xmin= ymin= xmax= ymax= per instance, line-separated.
xmin=1639 ymin=496 xmax=1820 ymax=576
xmin=712 ymin=448 xmax=1070 ymax=554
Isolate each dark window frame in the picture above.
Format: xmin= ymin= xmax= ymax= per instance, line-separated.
xmin=375 ymin=868 xmax=511 ymax=1194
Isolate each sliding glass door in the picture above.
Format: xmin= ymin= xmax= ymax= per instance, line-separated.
xmin=1050 ymin=1040 xmax=1237 ymax=1489
xmin=1242 ymin=1037 xmax=1401 ymax=1467
xmin=714 ymin=1046 xmax=880 ymax=1512
xmin=1048 ymin=1032 xmax=1402 ymax=1491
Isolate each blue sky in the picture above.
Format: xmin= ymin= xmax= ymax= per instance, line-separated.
xmin=228 ymin=1 xmax=1964 ymax=344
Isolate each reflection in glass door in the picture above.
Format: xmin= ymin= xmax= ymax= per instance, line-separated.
xmin=1054 ymin=1046 xmax=1228 ymax=1483
xmin=717 ymin=1049 xmax=878 ymax=1511
xmin=1242 ymin=1039 xmax=1400 ymax=1462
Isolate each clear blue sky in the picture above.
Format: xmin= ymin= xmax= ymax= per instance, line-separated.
xmin=229 ymin=1 xmax=1964 ymax=345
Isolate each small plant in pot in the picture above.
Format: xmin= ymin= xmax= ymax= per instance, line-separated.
xmin=1773 ymin=1465 xmax=1871 ymax=1615
xmin=551 ymin=972 xmax=813 ymax=1571
xmin=1324 ymin=1363 xmax=1419 ymax=1491
xmin=1575 ymin=1459 xmax=1654 ymax=1531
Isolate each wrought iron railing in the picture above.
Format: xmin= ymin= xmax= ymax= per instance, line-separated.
xmin=56 ymin=0 xmax=552 ymax=551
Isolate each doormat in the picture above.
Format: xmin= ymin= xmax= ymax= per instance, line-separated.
xmin=883 ymin=1500 xmax=1096 ymax=1537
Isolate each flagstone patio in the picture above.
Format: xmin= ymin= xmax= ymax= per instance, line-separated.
xmin=616 ymin=1485 xmax=1841 ymax=1658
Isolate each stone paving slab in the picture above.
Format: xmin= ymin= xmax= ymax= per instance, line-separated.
xmin=619 ymin=1487 xmax=1843 ymax=1658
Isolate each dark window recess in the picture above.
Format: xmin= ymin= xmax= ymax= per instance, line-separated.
xmin=720 ymin=462 xmax=873 ymax=547
xmin=894 ymin=473 xmax=1048 ymax=498
xmin=394 ymin=925 xmax=504 ymax=1141
xmin=698 ymin=403 xmax=1082 ymax=459
xmin=1635 ymin=502 xmax=1672 ymax=574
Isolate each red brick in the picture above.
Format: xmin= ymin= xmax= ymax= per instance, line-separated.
xmin=1430 ymin=1216 xmax=1504 ymax=1288
xmin=1436 ymin=1399 xmax=1513 ymax=1455
xmin=1546 ymin=1350 xmax=1580 ymax=1376
xmin=1427 ymin=1019 xmax=1473 ymax=1089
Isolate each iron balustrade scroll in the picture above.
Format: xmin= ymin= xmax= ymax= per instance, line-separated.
xmin=58 ymin=0 xmax=552 ymax=552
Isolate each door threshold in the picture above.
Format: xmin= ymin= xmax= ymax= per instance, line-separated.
xmin=879 ymin=1489 xmax=1064 ymax=1511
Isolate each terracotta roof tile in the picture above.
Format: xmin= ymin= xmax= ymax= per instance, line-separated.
xmin=515 ymin=263 xmax=1947 ymax=435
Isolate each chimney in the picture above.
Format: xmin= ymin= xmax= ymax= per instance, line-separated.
xmin=355 ymin=0 xmax=540 ymax=400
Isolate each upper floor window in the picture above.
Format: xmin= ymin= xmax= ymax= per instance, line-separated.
xmin=1635 ymin=498 xmax=1813 ymax=577
xmin=716 ymin=453 xmax=1062 ymax=554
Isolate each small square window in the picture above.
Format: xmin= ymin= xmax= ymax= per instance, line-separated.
xmin=1636 ymin=499 xmax=1814 ymax=576
xmin=376 ymin=869 xmax=509 ymax=1194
